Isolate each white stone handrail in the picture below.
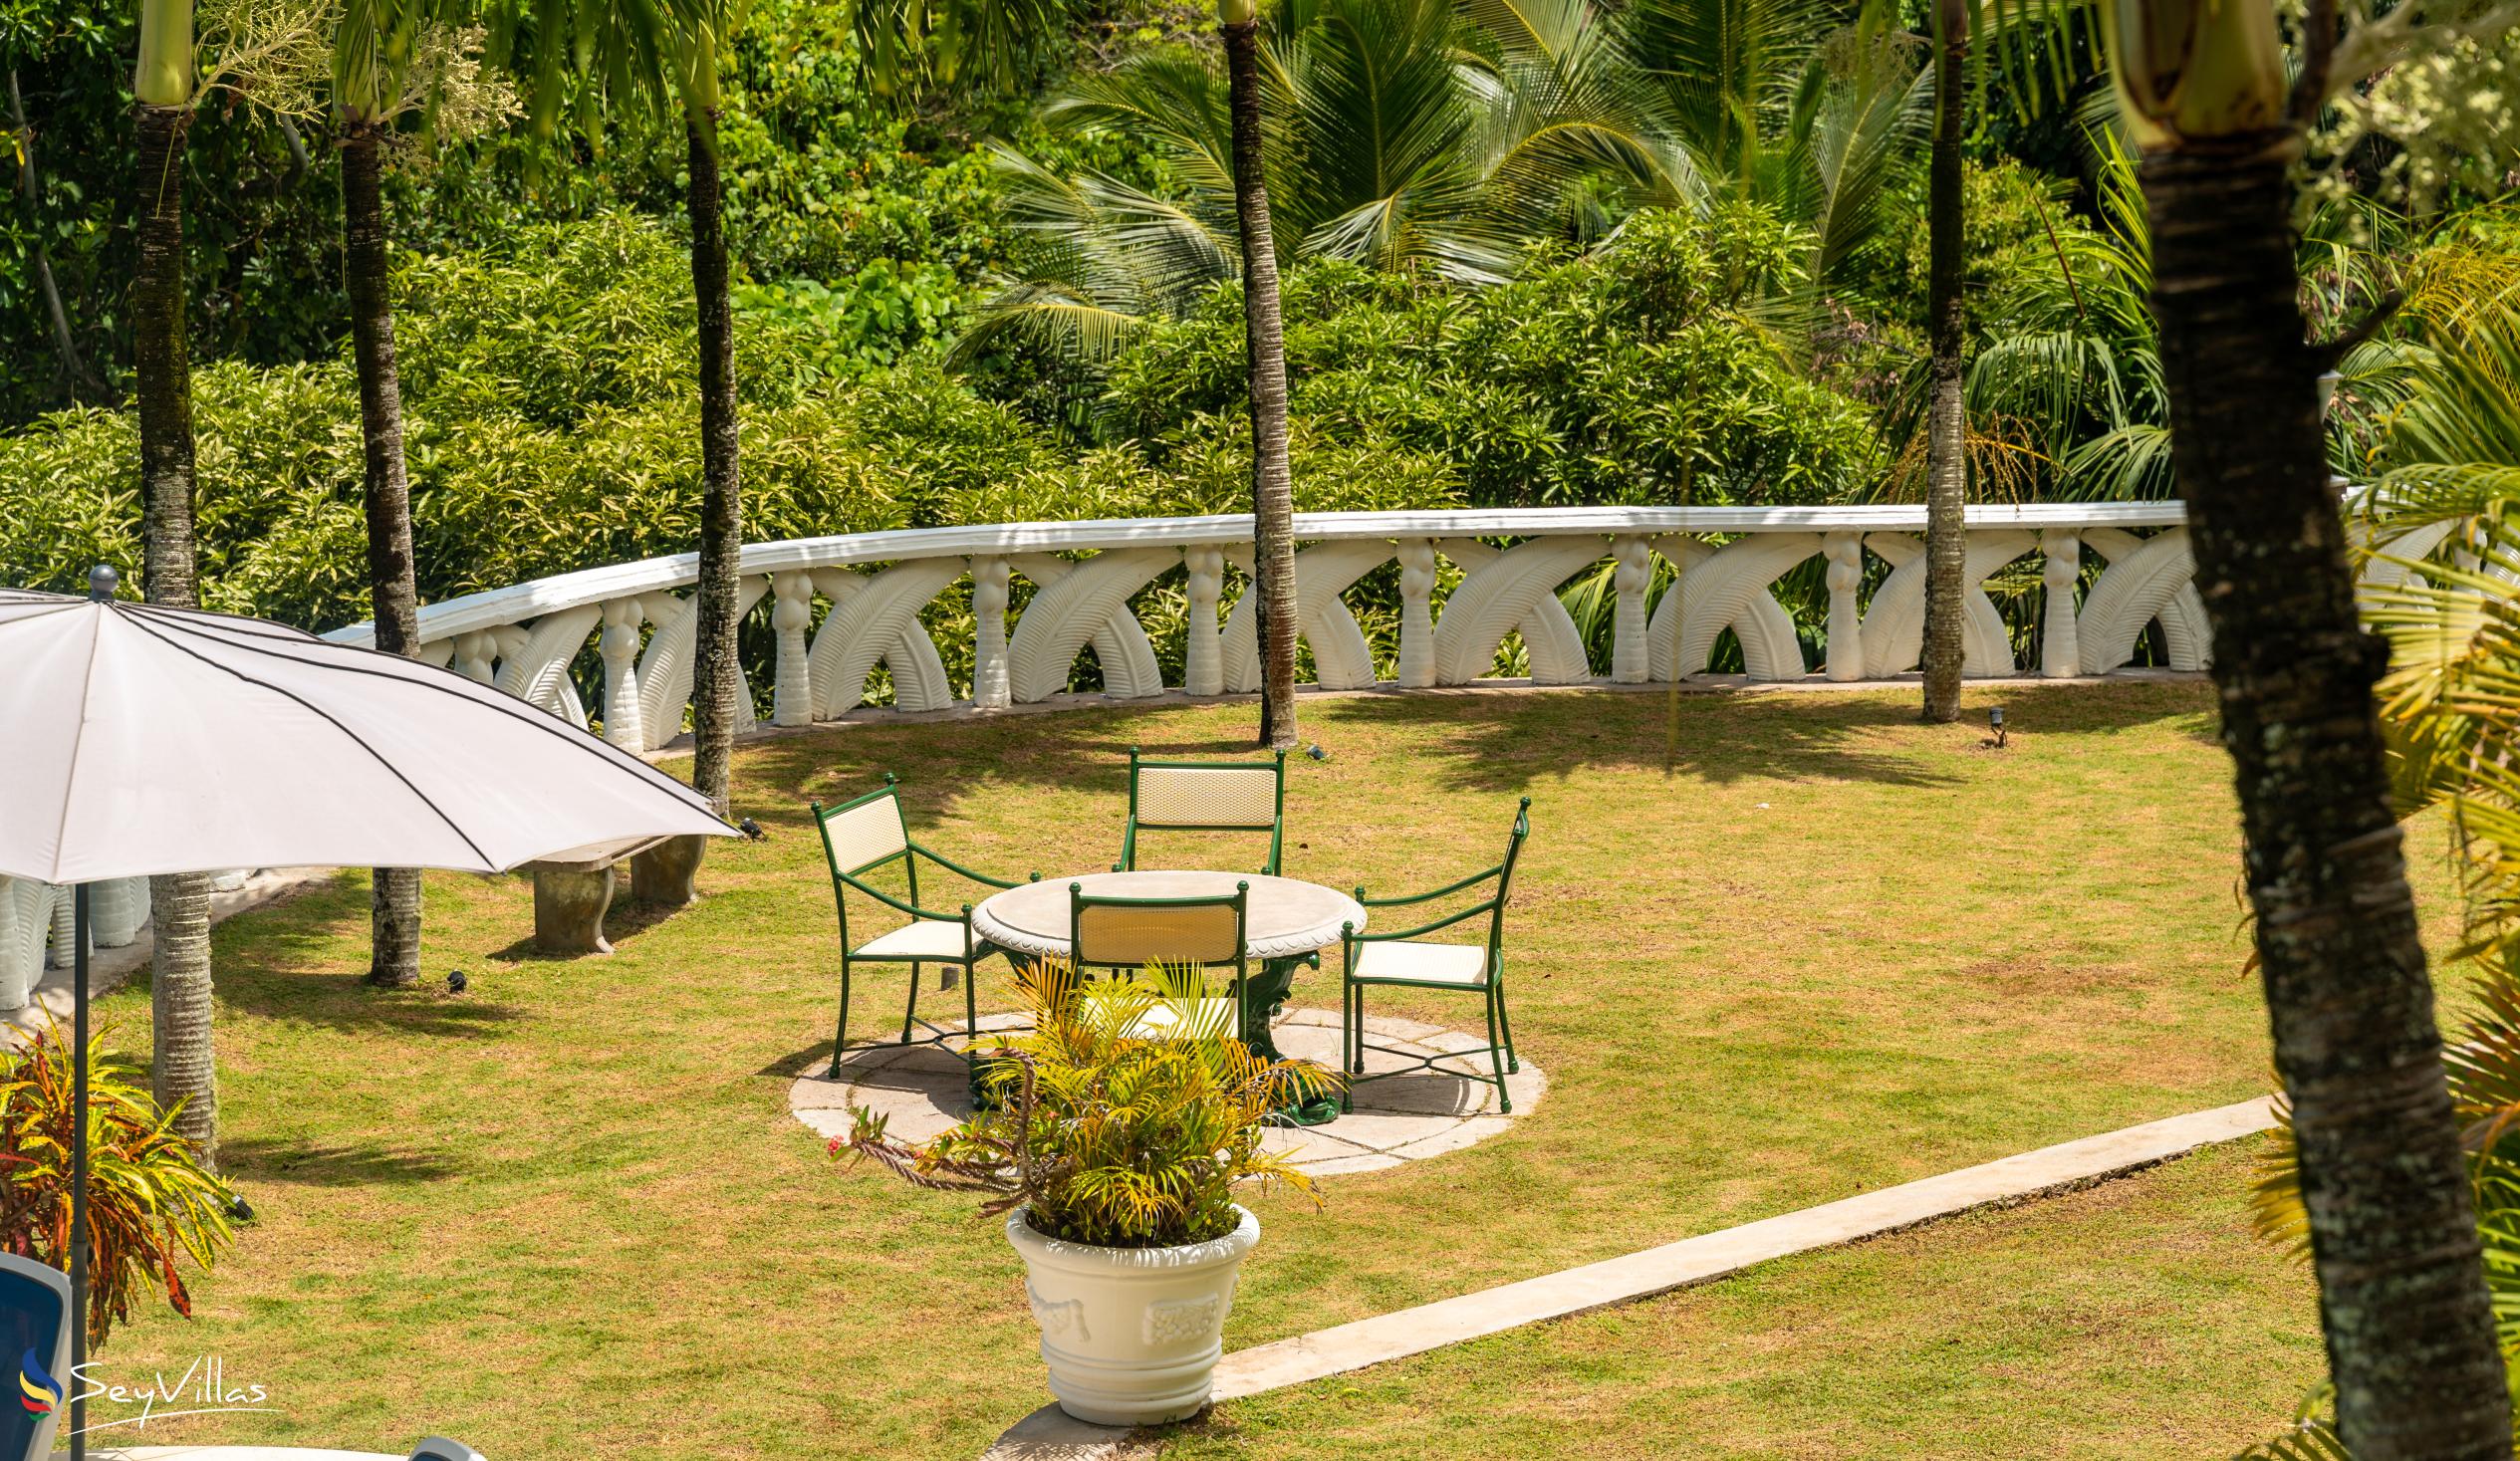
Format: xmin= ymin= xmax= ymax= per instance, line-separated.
xmin=13 ymin=502 xmax=2234 ymax=1008
xmin=324 ymin=503 xmax=2191 ymax=651
xmin=297 ymin=503 xmax=2217 ymax=767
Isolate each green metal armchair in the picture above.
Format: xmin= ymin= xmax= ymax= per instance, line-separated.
xmin=811 ymin=775 xmax=1036 ymax=1079
xmin=1070 ymin=880 xmax=1249 ymax=1039
xmin=1115 ymin=746 xmax=1287 ymax=875
xmin=1340 ymin=797 xmax=1531 ymax=1112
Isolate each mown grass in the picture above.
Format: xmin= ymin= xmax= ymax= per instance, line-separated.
xmin=1158 ymin=1141 xmax=2321 ymax=1460
xmin=85 ymin=682 xmax=2405 ymax=1458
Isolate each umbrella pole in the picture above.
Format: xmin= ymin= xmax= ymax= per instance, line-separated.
xmin=71 ymin=880 xmax=89 ymax=1461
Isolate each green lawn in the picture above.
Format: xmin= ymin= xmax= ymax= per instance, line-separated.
xmin=84 ymin=682 xmax=2393 ymax=1458
xmin=1159 ymin=1140 xmax=2321 ymax=1460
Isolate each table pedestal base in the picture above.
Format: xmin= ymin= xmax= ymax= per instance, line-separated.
xmin=1244 ymin=956 xmax=1343 ymax=1127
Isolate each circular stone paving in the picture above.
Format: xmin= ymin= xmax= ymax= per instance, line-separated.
xmin=790 ymin=1007 xmax=1545 ymax=1176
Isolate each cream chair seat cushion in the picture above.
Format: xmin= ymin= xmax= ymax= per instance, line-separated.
xmin=853 ymin=919 xmax=974 ymax=961
xmin=1353 ymin=940 xmax=1489 ymax=987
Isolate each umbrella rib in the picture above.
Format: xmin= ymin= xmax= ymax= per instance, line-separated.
xmin=117 ymin=610 xmax=502 ymax=870
xmin=130 ymin=604 xmax=721 ymax=817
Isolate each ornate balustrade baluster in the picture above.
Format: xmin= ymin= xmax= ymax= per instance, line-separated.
xmin=453 ymin=630 xmax=499 ymax=684
xmin=601 ymin=599 xmax=647 ymax=751
xmin=972 ymin=557 xmax=1013 ymax=710
xmin=1184 ymin=547 xmax=1225 ymax=697
xmin=46 ymin=885 xmax=81 ymax=970
xmin=92 ymin=877 xmax=150 ymax=949
xmin=1397 ymin=539 xmax=1436 ymax=689
xmin=772 ymin=571 xmax=816 ymax=727
xmin=0 ymin=877 xmax=52 ymax=1009
xmin=1612 ymin=536 xmax=1650 ymax=684
xmin=2041 ymin=529 xmax=2084 ymax=678
xmin=1824 ymin=531 xmax=1867 ymax=682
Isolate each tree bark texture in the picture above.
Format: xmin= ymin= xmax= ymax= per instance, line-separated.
xmin=1918 ymin=0 xmax=1967 ymax=724
xmin=133 ymin=98 xmax=218 ymax=1166
xmin=135 ymin=102 xmax=195 ymax=606
xmin=2145 ymin=134 xmax=2511 ymax=1459
xmin=686 ymin=116 xmax=745 ymax=819
xmin=344 ymin=124 xmax=425 ymax=990
xmin=1223 ymin=18 xmax=1299 ymax=751
xmin=146 ymin=870 xmax=215 ymax=1163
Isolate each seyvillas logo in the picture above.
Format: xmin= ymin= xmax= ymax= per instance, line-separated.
xmin=18 ymin=1347 xmax=63 ymax=1416
xmin=61 ymin=1355 xmax=277 ymax=1437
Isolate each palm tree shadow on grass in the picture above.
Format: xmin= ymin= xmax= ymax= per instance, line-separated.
xmin=199 ymin=873 xmax=529 ymax=1040
xmin=734 ymin=679 xmax=2218 ymax=823
xmin=219 ymin=1134 xmax=464 ymax=1187
xmin=1318 ymin=678 xmax=2224 ymax=792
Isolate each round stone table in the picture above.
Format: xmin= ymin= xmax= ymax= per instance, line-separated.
xmin=971 ymin=870 xmax=1366 ymax=1123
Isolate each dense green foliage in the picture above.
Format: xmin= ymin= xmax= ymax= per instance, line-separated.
xmin=0 ymin=0 xmax=345 ymax=419
xmin=0 ymin=216 xmax=1441 ymax=675
xmin=1 ymin=0 xmax=2514 ymax=686
xmin=1105 ymin=209 xmax=1881 ymax=506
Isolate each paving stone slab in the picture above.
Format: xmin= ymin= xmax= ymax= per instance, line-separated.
xmin=1386 ymin=1115 xmax=1513 ymax=1160
xmin=977 ymin=1405 xmax=1156 ymax=1461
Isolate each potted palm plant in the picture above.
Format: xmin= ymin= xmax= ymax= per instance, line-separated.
xmin=840 ymin=962 xmax=1336 ymax=1426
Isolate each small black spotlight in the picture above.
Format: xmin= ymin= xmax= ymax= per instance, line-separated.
xmin=1305 ymin=744 xmax=1328 ymax=762
xmin=1989 ymin=705 xmax=2007 ymax=748
xmin=739 ymin=817 xmax=768 ymax=841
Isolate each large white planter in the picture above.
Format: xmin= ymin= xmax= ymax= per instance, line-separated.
xmin=1004 ymin=1204 xmax=1260 ymax=1427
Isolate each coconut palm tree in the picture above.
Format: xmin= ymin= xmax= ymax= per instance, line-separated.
xmin=1917 ymin=0 xmax=1964 ymax=722
xmin=1606 ymin=0 xmax=1926 ymax=295
xmin=490 ymin=0 xmax=741 ymax=815
xmin=133 ymin=0 xmax=219 ymax=1166
xmin=495 ymin=0 xmax=1054 ymax=804
xmin=341 ymin=1 xmax=429 ymax=988
xmin=1974 ymin=0 xmax=2520 ymax=1444
xmin=1220 ymin=0 xmax=1298 ymax=748
xmin=680 ymin=17 xmax=742 ymax=820
xmin=974 ymin=0 xmax=1922 ymax=360
xmin=968 ymin=0 xmax=1550 ymax=361
xmin=324 ymin=4 xmax=516 ymax=983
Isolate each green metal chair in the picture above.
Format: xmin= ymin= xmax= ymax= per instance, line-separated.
xmin=811 ymin=775 xmax=1036 ymax=1079
xmin=1070 ymin=880 xmax=1249 ymax=1039
xmin=1340 ymin=797 xmax=1531 ymax=1112
xmin=1115 ymin=747 xmax=1287 ymax=875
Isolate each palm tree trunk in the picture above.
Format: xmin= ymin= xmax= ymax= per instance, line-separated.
xmin=1223 ymin=11 xmax=1298 ymax=751
xmin=134 ymin=88 xmax=218 ymax=1166
xmin=686 ymin=108 xmax=743 ymax=819
xmin=2146 ymin=134 xmax=2509 ymax=1458
xmin=343 ymin=123 xmax=425 ymax=990
xmin=1918 ymin=0 xmax=1966 ymax=723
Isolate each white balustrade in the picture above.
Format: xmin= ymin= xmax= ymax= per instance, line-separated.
xmin=308 ymin=504 xmax=2246 ymax=747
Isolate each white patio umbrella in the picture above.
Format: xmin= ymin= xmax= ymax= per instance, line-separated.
xmin=0 ymin=569 xmax=735 ymax=1459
